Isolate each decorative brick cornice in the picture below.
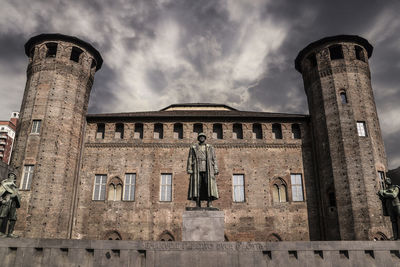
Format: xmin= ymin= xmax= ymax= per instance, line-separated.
xmin=84 ymin=142 xmax=301 ymax=149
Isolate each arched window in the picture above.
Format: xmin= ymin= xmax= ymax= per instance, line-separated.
xmin=329 ymin=45 xmax=343 ymax=60
xmin=173 ymin=123 xmax=183 ymax=139
xmin=267 ymin=233 xmax=282 ymax=242
xmin=213 ymin=124 xmax=223 ymax=139
xmin=105 ymin=230 xmax=122 ymax=240
xmin=291 ymin=124 xmax=301 ymax=139
xmin=193 ymin=123 xmax=203 ymax=138
xmin=232 ymin=123 xmax=243 ymax=139
xmin=154 ymin=123 xmax=163 ymax=139
xmin=159 ymin=231 xmax=175 ymax=241
xmin=272 ymin=123 xmax=282 ymax=139
xmin=372 ymin=232 xmax=388 ymax=241
xmin=355 ymin=46 xmax=365 ymax=62
xmin=115 ymin=123 xmax=124 ymax=139
xmin=272 ymin=178 xmax=287 ymax=203
xmin=340 ymin=91 xmax=348 ymax=104
xmin=108 ymin=177 xmax=123 ymax=201
xmin=70 ymin=47 xmax=83 ymax=63
xmin=46 ymin=42 xmax=58 ymax=58
xmin=96 ymin=123 xmax=105 ymax=139
xmin=134 ymin=123 xmax=143 ymax=139
xmin=252 ymin=123 xmax=262 ymax=139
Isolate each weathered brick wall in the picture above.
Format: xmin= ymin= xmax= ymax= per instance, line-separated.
xmin=298 ymin=36 xmax=391 ymax=240
xmin=11 ymin=35 xmax=100 ymax=238
xmin=71 ymin=119 xmax=319 ymax=241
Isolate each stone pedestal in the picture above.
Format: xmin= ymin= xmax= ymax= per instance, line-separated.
xmin=182 ymin=209 xmax=224 ymax=241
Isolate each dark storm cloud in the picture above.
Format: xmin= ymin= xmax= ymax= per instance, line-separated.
xmin=0 ymin=0 xmax=399 ymax=168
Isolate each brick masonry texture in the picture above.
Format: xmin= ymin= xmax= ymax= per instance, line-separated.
xmin=10 ymin=34 xmax=391 ymax=242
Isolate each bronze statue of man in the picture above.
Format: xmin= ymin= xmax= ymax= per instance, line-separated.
xmin=187 ymin=133 xmax=219 ymax=208
xmin=378 ymin=177 xmax=400 ymax=240
xmin=0 ymin=172 xmax=21 ymax=238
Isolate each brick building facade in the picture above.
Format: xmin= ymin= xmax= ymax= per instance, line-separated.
xmin=0 ymin=112 xmax=19 ymax=164
xmin=10 ymin=34 xmax=391 ymax=241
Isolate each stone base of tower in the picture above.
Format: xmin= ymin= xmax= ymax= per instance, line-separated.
xmin=0 ymin=238 xmax=400 ymax=266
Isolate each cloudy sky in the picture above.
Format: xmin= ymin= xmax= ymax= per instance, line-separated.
xmin=0 ymin=0 xmax=399 ymax=168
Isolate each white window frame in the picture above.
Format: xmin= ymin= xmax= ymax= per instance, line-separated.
xmin=31 ymin=120 xmax=41 ymax=134
xmin=291 ymin=174 xmax=304 ymax=201
xmin=20 ymin=165 xmax=34 ymax=190
xmin=160 ymin=173 xmax=172 ymax=202
xmin=123 ymin=173 xmax=136 ymax=201
xmin=378 ymin=171 xmax=385 ymax=189
xmin=357 ymin=121 xmax=367 ymax=137
xmin=233 ymin=174 xmax=245 ymax=202
xmin=93 ymin=175 xmax=107 ymax=201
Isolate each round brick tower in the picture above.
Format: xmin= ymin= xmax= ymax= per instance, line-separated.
xmin=11 ymin=34 xmax=102 ymax=238
xmin=295 ymin=35 xmax=390 ymax=240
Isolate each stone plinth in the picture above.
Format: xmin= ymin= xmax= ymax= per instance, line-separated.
xmin=182 ymin=209 xmax=224 ymax=241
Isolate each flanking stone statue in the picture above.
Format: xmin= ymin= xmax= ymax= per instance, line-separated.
xmin=378 ymin=177 xmax=400 ymax=240
xmin=187 ymin=133 xmax=219 ymax=208
xmin=0 ymin=172 xmax=21 ymax=238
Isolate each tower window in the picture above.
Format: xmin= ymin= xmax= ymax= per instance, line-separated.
xmin=272 ymin=123 xmax=282 ymax=139
xmin=378 ymin=171 xmax=385 ymax=189
xmin=20 ymin=165 xmax=34 ymax=190
xmin=340 ymin=92 xmax=348 ymax=104
xmin=123 ymin=173 xmax=136 ymax=201
xmin=96 ymin=123 xmax=105 ymax=139
xmin=252 ymin=123 xmax=263 ymax=139
xmin=173 ymin=123 xmax=183 ymax=139
xmin=31 ymin=120 xmax=41 ymax=134
xmin=193 ymin=123 xmax=203 ymax=138
xmin=29 ymin=47 xmax=35 ymax=59
xmin=115 ymin=123 xmax=124 ymax=139
xmin=213 ymin=124 xmax=223 ymax=139
xmin=232 ymin=123 xmax=243 ymax=139
xmin=91 ymin=59 xmax=97 ymax=69
xmin=329 ymin=45 xmax=344 ymax=60
xmin=233 ymin=174 xmax=245 ymax=202
xmin=355 ymin=46 xmax=365 ymax=62
xmin=134 ymin=123 xmax=143 ymax=139
xmin=46 ymin=43 xmax=58 ymax=58
xmin=290 ymin=174 xmax=304 ymax=201
xmin=160 ymin=174 xmax=172 ymax=202
xmin=107 ymin=177 xmax=123 ymax=201
xmin=356 ymin=121 xmax=367 ymax=137
xmin=93 ymin=174 xmax=107 ymax=201
xmin=272 ymin=178 xmax=287 ymax=203
xmin=291 ymin=124 xmax=301 ymax=139
xmin=328 ymin=191 xmax=336 ymax=207
xmin=154 ymin=123 xmax=163 ymax=139
xmin=70 ymin=47 xmax=83 ymax=63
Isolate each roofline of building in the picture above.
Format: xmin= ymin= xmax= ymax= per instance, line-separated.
xmin=25 ymin=33 xmax=103 ymax=71
xmin=160 ymin=103 xmax=238 ymax=111
xmin=295 ymin=35 xmax=373 ymax=73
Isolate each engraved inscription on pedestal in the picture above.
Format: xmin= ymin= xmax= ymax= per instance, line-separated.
xmin=182 ymin=210 xmax=224 ymax=241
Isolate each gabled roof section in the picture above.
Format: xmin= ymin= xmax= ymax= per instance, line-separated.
xmin=160 ymin=103 xmax=237 ymax=111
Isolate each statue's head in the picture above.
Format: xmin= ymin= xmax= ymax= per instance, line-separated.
xmin=385 ymin=177 xmax=392 ymax=185
xmin=197 ymin=133 xmax=206 ymax=143
xmin=8 ymin=172 xmax=17 ymax=182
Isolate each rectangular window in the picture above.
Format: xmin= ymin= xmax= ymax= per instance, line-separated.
xmin=357 ymin=121 xmax=367 ymax=137
xmin=93 ymin=175 xmax=107 ymax=200
xmin=378 ymin=171 xmax=385 ymax=189
xmin=291 ymin=174 xmax=304 ymax=201
xmin=123 ymin=173 xmax=136 ymax=201
xmin=160 ymin=173 xmax=172 ymax=202
xmin=233 ymin=174 xmax=245 ymax=202
xmin=31 ymin=120 xmax=41 ymax=134
xmin=20 ymin=165 xmax=34 ymax=190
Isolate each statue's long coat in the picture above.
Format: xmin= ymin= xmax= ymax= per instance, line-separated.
xmin=187 ymin=143 xmax=219 ymax=200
